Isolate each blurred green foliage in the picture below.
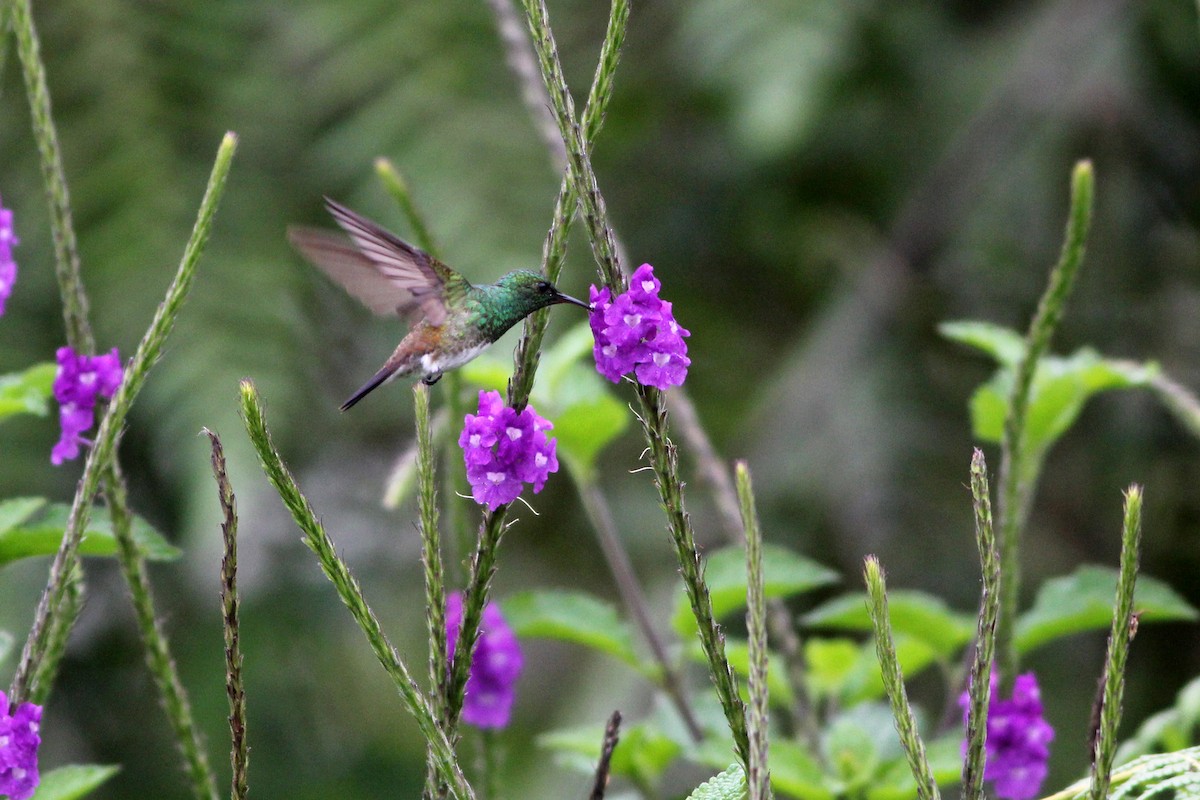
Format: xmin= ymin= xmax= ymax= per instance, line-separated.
xmin=2 ymin=0 xmax=1200 ymax=798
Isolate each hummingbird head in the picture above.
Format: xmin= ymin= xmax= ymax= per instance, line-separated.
xmin=495 ymin=270 xmax=590 ymax=313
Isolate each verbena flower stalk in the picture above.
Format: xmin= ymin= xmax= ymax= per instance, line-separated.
xmin=961 ymin=449 xmax=1001 ymax=800
xmin=995 ymin=160 xmax=1094 ymax=685
xmin=518 ymin=0 xmax=751 ymax=765
xmin=737 ymin=463 xmax=771 ymax=800
xmin=1089 ymin=487 xmax=1144 ymax=800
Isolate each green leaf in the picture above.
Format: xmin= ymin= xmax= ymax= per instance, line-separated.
xmin=0 ymin=362 xmax=56 ymax=421
xmin=944 ymin=327 xmax=1159 ymax=460
xmin=840 ymin=635 xmax=939 ymax=705
xmin=803 ymin=590 xmax=975 ymax=656
xmin=704 ymin=637 xmax=795 ymax=709
xmin=868 ymin=735 xmax=962 ymax=800
xmin=30 ymin=764 xmax=121 ymax=800
xmin=0 ymin=497 xmax=49 ymax=535
xmin=769 ymin=738 xmax=836 ymax=800
xmin=939 ymin=321 xmax=1027 ymax=367
xmin=1016 ymin=565 xmax=1198 ymax=653
xmin=673 ymin=544 xmax=839 ymax=635
xmin=805 ymin=637 xmax=861 ymax=701
xmin=0 ymin=503 xmax=182 ymax=566
xmin=501 ymin=589 xmax=644 ymax=672
xmin=687 ymin=764 xmax=748 ymax=800
xmin=538 ymin=720 xmax=682 ymax=784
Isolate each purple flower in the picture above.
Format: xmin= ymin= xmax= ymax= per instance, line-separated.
xmin=445 ymin=592 xmax=523 ymax=729
xmin=51 ymin=346 xmax=124 ymax=465
xmin=0 ymin=692 xmax=43 ymax=800
xmin=0 ymin=195 xmax=18 ymax=316
xmin=960 ymin=672 xmax=1054 ymax=800
xmin=589 ymin=263 xmax=690 ymax=389
xmin=458 ymin=390 xmax=558 ymax=510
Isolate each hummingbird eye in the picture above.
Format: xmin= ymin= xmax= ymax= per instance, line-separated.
xmin=537 ymin=281 xmax=552 ymax=293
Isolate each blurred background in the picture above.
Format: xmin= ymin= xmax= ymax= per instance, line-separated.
xmin=2 ymin=0 xmax=1200 ymax=797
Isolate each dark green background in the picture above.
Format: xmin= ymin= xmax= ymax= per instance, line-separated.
xmin=2 ymin=0 xmax=1199 ymax=797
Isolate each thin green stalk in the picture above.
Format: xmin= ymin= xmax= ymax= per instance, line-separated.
xmin=995 ymin=160 xmax=1094 ymax=686
xmin=205 ymin=430 xmax=249 ymax=800
xmin=8 ymin=0 xmax=92 ymax=352
xmin=737 ymin=463 xmax=771 ymax=800
xmin=239 ymin=381 xmax=474 ymax=800
xmin=9 ymin=133 xmax=237 ymax=705
xmin=415 ymin=383 xmax=450 ymax=800
xmin=577 ymin=479 xmax=703 ymax=741
xmin=107 ymin=460 xmax=219 ymax=800
xmin=1089 ymin=486 xmax=1143 ymax=800
xmin=376 ymin=158 xmax=441 ymax=257
xmin=962 ymin=449 xmax=1001 ymax=800
xmin=28 ymin=566 xmax=80 ymax=705
xmin=520 ymin=0 xmax=750 ymax=763
xmin=864 ymin=557 xmax=940 ymax=800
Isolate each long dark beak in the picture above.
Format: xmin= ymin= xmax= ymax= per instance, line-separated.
xmin=554 ymin=290 xmax=591 ymax=310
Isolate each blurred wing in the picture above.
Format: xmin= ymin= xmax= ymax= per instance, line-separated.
xmin=287 ymin=198 xmax=455 ymax=324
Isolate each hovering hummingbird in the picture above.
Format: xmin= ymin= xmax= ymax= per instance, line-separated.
xmin=289 ymin=198 xmax=590 ymax=410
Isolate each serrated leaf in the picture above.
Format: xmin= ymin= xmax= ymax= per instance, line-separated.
xmin=501 ymin=589 xmax=645 ymax=672
xmin=1016 ymin=566 xmax=1198 ymax=654
xmin=802 ymin=590 xmax=975 ymax=656
xmin=769 ymin=738 xmax=836 ymax=800
xmin=0 ymin=503 xmax=182 ymax=566
xmin=30 ymin=764 xmax=121 ymax=800
xmin=687 ymin=764 xmax=747 ymax=800
xmin=0 ymin=363 xmax=56 ymax=421
xmin=673 ymin=544 xmax=839 ymax=635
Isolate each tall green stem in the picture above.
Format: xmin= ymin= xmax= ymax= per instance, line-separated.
xmin=995 ymin=160 xmax=1093 ymax=685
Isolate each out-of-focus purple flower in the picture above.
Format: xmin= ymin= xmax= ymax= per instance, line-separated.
xmin=458 ymin=390 xmax=558 ymax=510
xmin=588 ymin=264 xmax=690 ymax=389
xmin=0 ymin=195 xmax=18 ymax=316
xmin=445 ymin=592 xmax=523 ymax=729
xmin=0 ymin=692 xmax=43 ymax=800
xmin=960 ymin=672 xmax=1054 ymax=800
xmin=50 ymin=346 xmax=123 ymax=465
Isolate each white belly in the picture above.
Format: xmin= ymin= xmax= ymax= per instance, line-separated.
xmin=420 ymin=343 xmax=489 ymax=376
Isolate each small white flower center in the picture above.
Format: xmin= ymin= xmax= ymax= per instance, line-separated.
xmin=0 ymin=734 xmax=9 ymax=747
xmin=13 ymin=767 xmax=25 ymax=780
xmin=602 ymin=344 xmax=618 ymax=358
xmin=641 ymin=280 xmax=655 ymax=293
xmin=469 ymin=434 xmax=482 ymax=447
xmin=534 ymin=453 xmax=548 ymax=468
xmin=80 ymin=372 xmax=97 ymax=387
xmin=652 ymin=352 xmax=671 ymax=366
xmin=505 ymin=427 xmax=522 ymax=441
xmin=623 ymin=313 xmax=641 ymax=328
xmin=486 ymin=471 xmax=507 ymax=485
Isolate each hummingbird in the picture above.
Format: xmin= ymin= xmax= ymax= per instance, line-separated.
xmin=289 ymin=198 xmax=590 ymax=410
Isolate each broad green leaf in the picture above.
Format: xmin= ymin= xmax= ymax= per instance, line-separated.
xmin=0 ymin=497 xmax=49 ymax=534
xmin=0 ymin=630 xmax=13 ymax=666
xmin=30 ymin=764 xmax=120 ymax=800
xmin=1115 ymin=675 xmax=1200 ymax=763
xmin=0 ymin=503 xmax=182 ymax=566
xmin=805 ymin=637 xmax=861 ymax=701
xmin=824 ymin=711 xmax=879 ymax=790
xmin=687 ymin=764 xmax=747 ymax=800
xmin=0 ymin=362 xmax=56 ymax=421
xmin=939 ymin=320 xmax=1027 ymax=367
xmin=802 ymin=590 xmax=975 ymax=656
xmin=673 ymin=544 xmax=839 ymax=635
xmin=1016 ymin=566 xmax=1197 ymax=654
xmin=501 ymin=589 xmax=645 ymax=672
xmin=840 ymin=635 xmax=939 ymax=705
xmin=769 ymin=738 xmax=836 ymax=800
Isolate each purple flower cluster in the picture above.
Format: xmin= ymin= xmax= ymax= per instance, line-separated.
xmin=51 ymin=346 xmax=124 ymax=466
xmin=0 ymin=195 xmax=17 ymax=316
xmin=960 ymin=672 xmax=1054 ymax=800
xmin=0 ymin=692 xmax=42 ymax=800
xmin=589 ymin=263 xmax=690 ymax=390
xmin=459 ymin=390 xmax=558 ymax=510
xmin=445 ymin=592 xmax=523 ymax=729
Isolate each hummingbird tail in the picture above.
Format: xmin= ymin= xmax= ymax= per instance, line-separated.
xmin=340 ymin=365 xmax=398 ymax=411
